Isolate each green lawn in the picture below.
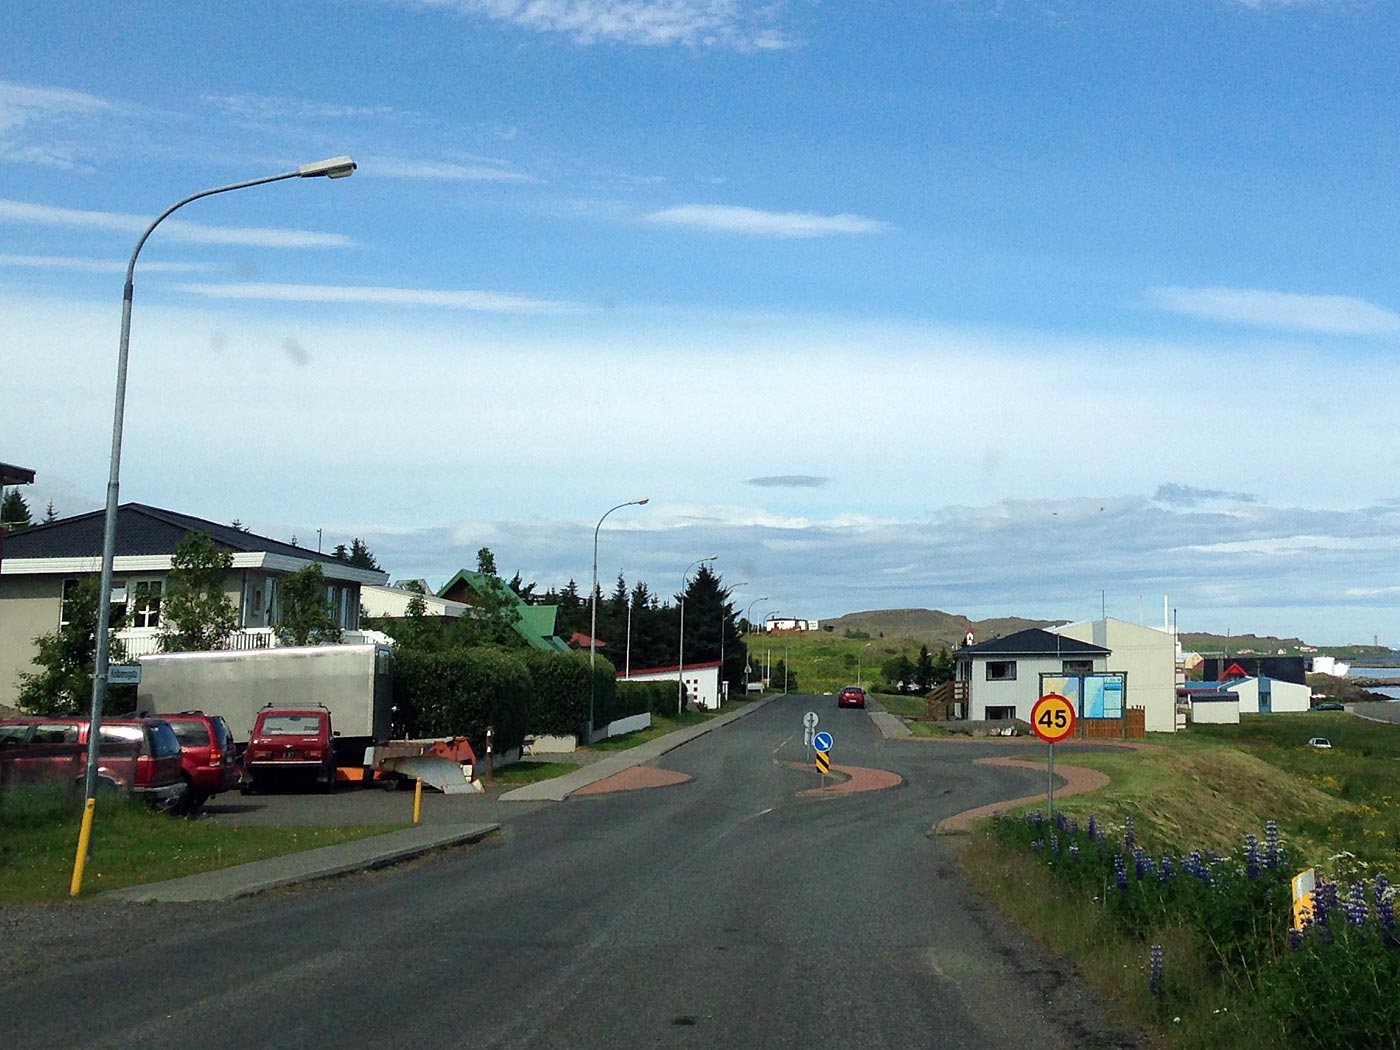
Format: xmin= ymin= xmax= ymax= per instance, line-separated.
xmin=582 ymin=709 xmax=716 ymax=752
xmin=487 ymin=761 xmax=579 ymax=786
xmin=0 ymin=796 xmax=400 ymax=905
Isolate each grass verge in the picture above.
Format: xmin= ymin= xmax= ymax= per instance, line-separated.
xmin=0 ymin=797 xmax=399 ymax=905
xmin=487 ymin=761 xmax=578 ymax=786
xmin=582 ymin=709 xmax=716 ymax=752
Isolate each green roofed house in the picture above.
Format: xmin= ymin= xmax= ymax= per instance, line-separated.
xmin=437 ymin=570 xmax=571 ymax=652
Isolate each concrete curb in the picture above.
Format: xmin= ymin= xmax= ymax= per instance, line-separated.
xmin=499 ymin=693 xmax=786 ymax=802
xmin=104 ymin=822 xmax=500 ymax=903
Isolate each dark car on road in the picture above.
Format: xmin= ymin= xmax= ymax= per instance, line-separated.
xmin=243 ymin=707 xmax=336 ymax=793
xmin=1312 ymin=700 xmax=1345 ymax=711
xmin=838 ymin=685 xmax=867 ymax=709
xmin=0 ymin=715 xmax=187 ymax=809
xmin=157 ymin=711 xmax=242 ymax=812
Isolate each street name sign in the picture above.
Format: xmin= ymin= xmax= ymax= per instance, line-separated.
xmin=107 ymin=663 xmax=142 ymax=686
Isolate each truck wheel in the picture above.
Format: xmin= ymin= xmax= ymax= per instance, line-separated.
xmin=320 ymin=771 xmax=335 ymax=794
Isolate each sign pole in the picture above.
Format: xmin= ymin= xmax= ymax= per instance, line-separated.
xmin=1030 ymin=693 xmax=1075 ymax=821
xmin=1047 ymin=742 xmax=1055 ymax=821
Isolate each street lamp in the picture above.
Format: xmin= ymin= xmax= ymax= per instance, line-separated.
xmin=677 ymin=555 xmax=717 ymax=715
xmin=858 ymin=641 xmax=875 ymax=688
xmin=589 ymin=497 xmax=648 ymax=735
xmin=74 ymin=157 xmax=356 ymax=895
xmin=718 ymin=582 xmax=748 ymax=705
xmin=741 ymin=596 xmax=767 ymax=692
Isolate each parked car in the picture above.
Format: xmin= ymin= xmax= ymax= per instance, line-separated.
xmin=0 ymin=715 xmax=187 ymax=809
xmin=156 ymin=711 xmax=242 ymax=812
xmin=1307 ymin=737 xmax=1333 ymax=750
xmin=242 ymin=707 xmax=336 ymax=794
xmin=838 ymin=685 xmax=867 ymax=709
xmin=1312 ymin=700 xmax=1345 ymax=711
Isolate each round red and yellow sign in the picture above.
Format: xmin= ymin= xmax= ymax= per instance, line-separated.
xmin=1031 ymin=693 xmax=1077 ymax=744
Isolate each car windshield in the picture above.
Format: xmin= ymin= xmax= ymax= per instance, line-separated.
xmin=261 ymin=715 xmax=323 ymax=736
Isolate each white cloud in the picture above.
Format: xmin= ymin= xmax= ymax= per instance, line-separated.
xmin=644 ymin=203 xmax=889 ymax=237
xmin=0 ymin=254 xmax=217 ymax=274
xmin=175 ymin=281 xmax=580 ymax=313
xmin=0 ymin=199 xmax=355 ymax=249
xmin=369 ymin=157 xmax=539 ymax=182
xmin=410 ymin=0 xmax=800 ymax=50
xmin=0 ymin=80 xmax=120 ymax=169
xmin=1147 ymin=285 xmax=1400 ymax=336
xmin=204 ymin=93 xmax=402 ymax=122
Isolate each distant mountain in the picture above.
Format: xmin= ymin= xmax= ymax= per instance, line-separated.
xmin=819 ymin=608 xmax=1059 ymax=647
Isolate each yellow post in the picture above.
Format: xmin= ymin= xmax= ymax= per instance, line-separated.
xmin=69 ymin=798 xmax=97 ymax=897
xmin=413 ymin=777 xmax=423 ymax=825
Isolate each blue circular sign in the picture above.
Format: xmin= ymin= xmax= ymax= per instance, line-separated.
xmin=813 ymin=731 xmax=833 ymax=753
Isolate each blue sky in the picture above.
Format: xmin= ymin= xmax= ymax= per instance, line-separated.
xmin=5 ymin=1 xmax=1400 ymax=644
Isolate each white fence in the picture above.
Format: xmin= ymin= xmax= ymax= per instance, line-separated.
xmin=119 ymin=627 xmax=387 ymax=657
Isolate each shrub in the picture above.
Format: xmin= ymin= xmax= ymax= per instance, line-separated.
xmin=393 ymin=646 xmax=529 ymax=754
xmin=522 ymin=650 xmax=598 ymax=737
xmin=618 ymin=680 xmax=676 ymax=720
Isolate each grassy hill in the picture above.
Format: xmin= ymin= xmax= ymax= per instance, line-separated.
xmin=818 ymin=608 xmax=1056 ymax=647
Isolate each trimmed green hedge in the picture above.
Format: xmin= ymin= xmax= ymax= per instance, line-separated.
xmin=523 ymin=650 xmax=594 ymax=736
xmin=617 ymin=680 xmax=677 ymax=721
xmin=393 ymin=647 xmax=530 ymax=754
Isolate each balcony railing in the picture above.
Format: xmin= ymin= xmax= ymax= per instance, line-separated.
xmin=117 ymin=627 xmax=389 ymax=657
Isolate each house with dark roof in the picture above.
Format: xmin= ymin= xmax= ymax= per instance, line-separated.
xmin=0 ymin=503 xmax=388 ymax=708
xmin=954 ymin=627 xmax=1111 ymax=722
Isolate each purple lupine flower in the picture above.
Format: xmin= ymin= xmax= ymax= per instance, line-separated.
xmin=1115 ymin=853 xmax=1129 ymax=891
xmin=1185 ymin=850 xmax=1204 ymax=879
xmin=1345 ymin=882 xmax=1370 ymax=928
xmin=1134 ymin=847 xmax=1151 ymax=882
xmin=1030 ymin=839 xmax=1044 ymax=852
xmin=1244 ymin=833 xmax=1261 ymax=879
xmin=1087 ymin=815 xmax=1098 ymax=841
xmin=1159 ymin=855 xmax=1175 ymax=882
xmin=1069 ymin=843 xmax=1080 ymax=862
xmin=1149 ymin=945 xmax=1163 ymax=996
xmin=1264 ymin=820 xmax=1280 ymax=869
xmin=1124 ymin=816 xmax=1135 ymax=852
xmin=1049 ymin=833 xmax=1061 ymax=857
xmin=1288 ymin=926 xmax=1303 ymax=951
xmin=1374 ymin=873 xmax=1391 ymax=906
xmin=1312 ymin=878 xmax=1334 ymax=926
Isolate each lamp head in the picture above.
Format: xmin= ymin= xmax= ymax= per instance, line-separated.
xmin=299 ymin=155 xmax=357 ymax=179
xmin=633 ymin=497 xmax=650 ymax=506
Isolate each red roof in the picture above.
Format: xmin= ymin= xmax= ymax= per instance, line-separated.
xmin=617 ymin=660 xmax=722 ymax=678
xmin=568 ymin=632 xmax=605 ymax=649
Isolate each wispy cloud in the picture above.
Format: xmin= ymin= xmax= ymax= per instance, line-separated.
xmin=175 ymin=282 xmax=580 ymax=313
xmin=1147 ymin=285 xmax=1400 ymax=336
xmin=369 ymin=157 xmax=539 ymax=182
xmin=1153 ymin=483 xmax=1259 ymax=507
xmin=410 ymin=0 xmax=800 ymax=50
xmin=204 ymin=93 xmax=403 ymax=122
xmin=746 ymin=475 xmax=830 ymax=488
xmin=645 ymin=203 xmax=889 ymax=237
xmin=0 ymin=200 xmax=354 ymax=249
xmin=0 ymin=80 xmax=121 ymax=169
xmin=0 ymin=253 xmax=218 ymax=275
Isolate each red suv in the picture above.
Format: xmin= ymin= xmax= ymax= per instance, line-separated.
xmin=243 ymin=707 xmax=336 ymax=794
xmin=0 ymin=716 xmax=186 ymax=809
xmin=157 ymin=711 xmax=242 ymax=813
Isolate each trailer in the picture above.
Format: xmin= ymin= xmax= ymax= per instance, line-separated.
xmin=136 ymin=644 xmax=395 ymax=765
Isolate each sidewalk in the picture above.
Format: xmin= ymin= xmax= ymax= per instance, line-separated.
xmin=105 ymin=822 xmax=500 ymax=903
xmin=500 ymin=693 xmax=783 ymax=801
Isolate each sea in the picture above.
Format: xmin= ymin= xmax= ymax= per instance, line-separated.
xmin=1344 ymin=666 xmax=1400 ymax=701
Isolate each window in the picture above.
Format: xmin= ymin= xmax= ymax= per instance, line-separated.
xmin=130 ymin=580 xmax=162 ymax=628
xmin=1062 ymin=659 xmax=1094 ymax=675
xmin=986 ymin=661 xmax=1017 ymax=682
xmin=986 ymin=706 xmax=1017 ymax=721
xmin=59 ymin=579 xmax=81 ymax=626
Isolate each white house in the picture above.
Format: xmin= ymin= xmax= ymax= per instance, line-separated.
xmin=620 ymin=660 xmax=722 ymax=710
xmin=1223 ymin=675 xmax=1311 ymax=714
xmin=1051 ymin=617 xmax=1179 ymax=733
xmin=954 ymin=628 xmax=1111 ymax=722
xmin=765 ymin=616 xmax=819 ymax=633
xmin=361 ymin=583 xmax=468 ymax=620
xmin=1189 ymin=694 xmax=1241 ymax=724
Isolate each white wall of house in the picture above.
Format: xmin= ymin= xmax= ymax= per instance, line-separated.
xmin=621 ymin=664 xmax=721 ymax=710
xmin=361 ymin=584 xmax=467 ymax=620
xmin=959 ymin=653 xmax=1108 ymax=721
xmin=1053 ymin=618 xmax=1178 ymax=733
xmin=1225 ymin=676 xmax=1310 ymax=714
xmin=1190 ymin=697 xmax=1240 ymax=724
xmin=0 ymin=575 xmax=63 ymax=709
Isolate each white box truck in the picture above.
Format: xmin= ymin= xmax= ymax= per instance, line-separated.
xmin=136 ymin=644 xmax=395 ymax=764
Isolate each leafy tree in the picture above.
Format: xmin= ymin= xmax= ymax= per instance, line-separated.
xmin=276 ymin=563 xmax=341 ymax=646
xmin=331 ymin=543 xmax=350 ymax=560
xmin=915 ymin=645 xmax=936 ymax=693
xmin=448 ymin=574 xmax=524 ymax=649
xmin=159 ymin=531 xmax=238 ymax=652
xmin=43 ymin=500 xmax=58 ymax=524
xmin=476 ymin=547 xmax=498 ymax=577
xmin=17 ymin=578 xmax=131 ymax=715
xmin=932 ymin=646 xmax=955 ymax=686
xmin=1 ymin=489 xmax=32 ymax=532
xmin=882 ymin=654 xmax=916 ymax=692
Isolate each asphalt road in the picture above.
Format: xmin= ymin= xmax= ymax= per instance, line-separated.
xmin=2 ymin=695 xmax=1139 ymax=1049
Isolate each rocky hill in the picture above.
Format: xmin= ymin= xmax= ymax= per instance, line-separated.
xmin=818 ymin=608 xmax=1058 ymax=647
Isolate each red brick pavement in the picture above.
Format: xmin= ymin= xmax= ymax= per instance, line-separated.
xmin=935 ymin=756 xmax=1110 ymax=834
xmin=570 ymin=766 xmax=693 ymax=796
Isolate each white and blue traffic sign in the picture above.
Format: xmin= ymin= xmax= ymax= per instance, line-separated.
xmin=813 ymin=731 xmax=833 ymax=753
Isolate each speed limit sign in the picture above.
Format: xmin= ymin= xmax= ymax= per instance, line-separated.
xmin=1031 ymin=693 xmax=1076 ymax=744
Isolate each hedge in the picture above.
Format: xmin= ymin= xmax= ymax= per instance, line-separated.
xmin=393 ymin=646 xmax=530 ymax=755
xmin=616 ymin=680 xmax=677 ymax=721
xmin=522 ymin=650 xmax=595 ymax=736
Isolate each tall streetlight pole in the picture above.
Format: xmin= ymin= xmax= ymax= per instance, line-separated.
xmin=589 ymin=498 xmax=648 ymax=736
xmin=73 ymin=156 xmax=356 ymax=896
xmin=857 ymin=641 xmax=875 ymax=688
xmin=718 ymin=582 xmax=748 ymax=705
xmin=677 ymin=555 xmax=717 ymax=715
xmin=741 ymin=596 xmax=767 ymax=691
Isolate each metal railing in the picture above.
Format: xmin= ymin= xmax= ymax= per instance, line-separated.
xmin=116 ymin=626 xmax=385 ymax=657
